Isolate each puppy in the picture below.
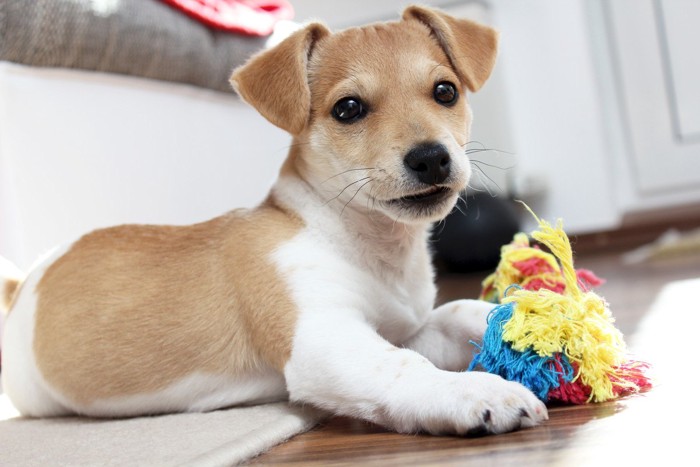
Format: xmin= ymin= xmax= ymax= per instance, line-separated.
xmin=0 ymin=6 xmax=547 ymax=435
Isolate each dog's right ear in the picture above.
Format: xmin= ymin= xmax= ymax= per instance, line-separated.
xmin=230 ymin=23 xmax=330 ymax=135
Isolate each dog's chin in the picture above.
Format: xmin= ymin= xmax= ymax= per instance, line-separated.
xmin=381 ymin=186 xmax=459 ymax=223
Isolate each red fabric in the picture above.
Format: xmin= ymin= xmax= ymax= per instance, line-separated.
xmin=548 ymin=380 xmax=591 ymax=405
xmin=547 ymin=359 xmax=653 ymax=404
xmin=513 ymin=257 xmax=556 ymax=277
xmin=160 ymin=0 xmax=294 ymax=36
xmin=610 ymin=361 xmax=653 ymax=396
xmin=523 ymin=277 xmax=566 ymax=294
xmin=547 ymin=359 xmax=590 ymax=405
xmin=576 ymin=268 xmax=605 ymax=291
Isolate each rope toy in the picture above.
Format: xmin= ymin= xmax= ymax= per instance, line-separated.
xmin=468 ymin=207 xmax=652 ymax=404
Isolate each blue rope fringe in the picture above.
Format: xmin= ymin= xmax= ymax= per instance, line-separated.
xmin=467 ymin=302 xmax=575 ymax=401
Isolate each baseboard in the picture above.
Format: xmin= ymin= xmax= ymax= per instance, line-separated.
xmin=572 ymin=202 xmax=700 ymax=255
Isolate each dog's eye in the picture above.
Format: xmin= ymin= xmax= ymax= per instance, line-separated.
xmin=434 ymin=82 xmax=458 ymax=106
xmin=332 ymin=97 xmax=365 ymax=123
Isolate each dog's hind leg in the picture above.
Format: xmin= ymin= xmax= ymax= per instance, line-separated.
xmin=2 ymin=247 xmax=72 ymax=417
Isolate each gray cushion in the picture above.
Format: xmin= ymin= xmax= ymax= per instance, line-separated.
xmin=0 ymin=0 xmax=267 ymax=93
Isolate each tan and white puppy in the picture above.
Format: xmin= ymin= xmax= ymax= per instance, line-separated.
xmin=0 ymin=6 xmax=547 ymax=435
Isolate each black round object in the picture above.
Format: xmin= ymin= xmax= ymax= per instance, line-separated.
xmin=432 ymin=193 xmax=521 ymax=273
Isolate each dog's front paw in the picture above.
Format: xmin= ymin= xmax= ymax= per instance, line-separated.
xmin=388 ymin=371 xmax=548 ymax=436
xmin=455 ymin=372 xmax=548 ymax=435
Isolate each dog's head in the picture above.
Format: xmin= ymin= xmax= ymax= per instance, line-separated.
xmin=231 ymin=6 xmax=498 ymax=224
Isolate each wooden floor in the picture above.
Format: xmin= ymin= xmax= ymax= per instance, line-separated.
xmin=253 ymin=245 xmax=700 ymax=465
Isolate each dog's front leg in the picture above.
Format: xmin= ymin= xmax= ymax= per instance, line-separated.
xmin=284 ymin=309 xmax=546 ymax=435
xmin=402 ymin=299 xmax=495 ymax=371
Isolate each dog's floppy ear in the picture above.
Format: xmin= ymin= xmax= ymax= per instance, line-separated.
xmin=230 ymin=23 xmax=330 ymax=135
xmin=403 ymin=5 xmax=498 ymax=92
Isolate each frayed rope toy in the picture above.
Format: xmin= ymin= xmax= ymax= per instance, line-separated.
xmin=468 ymin=207 xmax=652 ymax=404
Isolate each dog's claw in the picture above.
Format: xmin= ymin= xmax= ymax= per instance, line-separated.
xmin=466 ymin=425 xmax=489 ymax=437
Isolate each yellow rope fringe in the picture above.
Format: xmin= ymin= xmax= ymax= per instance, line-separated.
xmin=499 ymin=205 xmax=630 ymax=402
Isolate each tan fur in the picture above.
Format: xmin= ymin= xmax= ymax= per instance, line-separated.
xmin=3 ymin=278 xmax=19 ymax=311
xmin=34 ymin=196 xmax=302 ymax=404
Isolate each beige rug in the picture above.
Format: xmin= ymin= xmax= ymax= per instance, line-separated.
xmin=0 ymin=394 xmax=323 ymax=466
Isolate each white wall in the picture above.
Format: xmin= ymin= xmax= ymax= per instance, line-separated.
xmin=488 ymin=0 xmax=620 ymax=233
xmin=0 ymin=63 xmax=290 ymax=270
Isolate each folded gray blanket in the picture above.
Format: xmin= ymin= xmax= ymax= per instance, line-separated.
xmin=0 ymin=0 xmax=267 ymax=93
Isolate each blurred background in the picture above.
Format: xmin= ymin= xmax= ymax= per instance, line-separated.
xmin=1 ymin=0 xmax=699 ymax=272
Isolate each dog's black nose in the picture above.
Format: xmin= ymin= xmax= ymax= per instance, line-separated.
xmin=404 ymin=142 xmax=452 ymax=185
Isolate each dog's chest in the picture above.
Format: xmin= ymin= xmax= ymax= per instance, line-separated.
xmin=371 ymin=267 xmax=436 ymax=344
xmin=359 ymin=240 xmax=437 ymax=342
xmin=275 ymin=226 xmax=436 ymax=345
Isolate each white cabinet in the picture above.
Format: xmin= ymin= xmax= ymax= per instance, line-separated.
xmin=490 ymin=0 xmax=700 ymax=233
xmin=605 ymin=0 xmax=700 ymax=195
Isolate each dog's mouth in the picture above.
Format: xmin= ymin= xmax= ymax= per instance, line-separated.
xmin=388 ymin=186 xmax=453 ymax=210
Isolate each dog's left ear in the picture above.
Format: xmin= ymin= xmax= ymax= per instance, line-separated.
xmin=403 ymin=5 xmax=499 ymax=92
